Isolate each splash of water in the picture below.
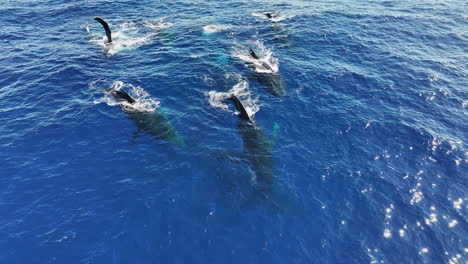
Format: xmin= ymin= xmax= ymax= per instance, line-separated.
xmin=233 ymin=40 xmax=279 ymax=73
xmin=202 ymin=24 xmax=230 ymax=36
xmin=207 ymin=74 xmax=260 ymax=118
xmin=90 ymin=80 xmax=160 ymax=112
xmin=87 ymin=19 xmax=164 ymax=56
xmin=143 ymin=19 xmax=174 ymax=30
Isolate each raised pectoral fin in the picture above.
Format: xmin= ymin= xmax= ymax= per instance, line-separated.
xmin=94 ymin=17 xmax=112 ymax=43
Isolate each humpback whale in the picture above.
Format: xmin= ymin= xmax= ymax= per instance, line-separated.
xmin=224 ymin=95 xmax=274 ymax=193
xmin=247 ymin=48 xmax=286 ymax=97
xmin=107 ymin=89 xmax=135 ymax=104
xmin=249 ymin=48 xmax=276 ymax=72
xmin=105 ymin=88 xmax=184 ymax=146
xmin=249 ymin=48 xmax=260 ymax=60
xmin=252 ymin=11 xmax=289 ymax=22
xmin=262 ymin=12 xmax=280 ymax=20
xmin=94 ymin=17 xmax=112 ymax=43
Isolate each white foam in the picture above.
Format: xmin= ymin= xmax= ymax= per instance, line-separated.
xmin=90 ymin=80 xmax=160 ymax=112
xmin=233 ymin=40 xmax=279 ymax=74
xmin=84 ymin=22 xmax=90 ymax=33
xmin=207 ymin=74 xmax=260 ymax=118
xmin=144 ymin=19 xmax=174 ymax=30
xmin=202 ymin=24 xmax=230 ymax=35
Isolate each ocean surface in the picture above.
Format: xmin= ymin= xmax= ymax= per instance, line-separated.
xmin=1 ymin=0 xmax=467 ymax=263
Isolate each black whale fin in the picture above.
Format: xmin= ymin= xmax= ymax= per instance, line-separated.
xmin=106 ymin=89 xmax=136 ymax=104
xmin=249 ymin=48 xmax=259 ymax=60
xmin=265 ymin=13 xmax=273 ymax=19
xmin=226 ymin=95 xmax=251 ymax=121
xmin=94 ymin=17 xmax=112 ymax=43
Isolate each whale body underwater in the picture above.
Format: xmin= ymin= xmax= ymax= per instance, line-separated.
xmin=247 ymin=48 xmax=286 ymax=97
xmin=224 ymin=95 xmax=275 ymax=193
xmin=105 ymin=89 xmax=184 ymax=147
xmin=92 ymin=16 xmax=277 ymax=190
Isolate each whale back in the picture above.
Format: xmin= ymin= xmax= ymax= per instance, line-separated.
xmin=249 ymin=48 xmax=259 ymax=60
xmin=226 ymin=95 xmax=252 ymax=122
xmin=106 ymin=89 xmax=136 ymax=104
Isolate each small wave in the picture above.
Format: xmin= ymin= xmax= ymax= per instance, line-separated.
xmin=143 ymin=19 xmax=174 ymax=30
xmin=207 ymin=74 xmax=260 ymax=118
xmin=233 ymin=40 xmax=279 ymax=73
xmin=90 ymin=80 xmax=160 ymax=112
xmin=188 ymin=53 xmax=211 ymax=59
xmin=202 ymin=24 xmax=230 ymax=35
xmin=84 ymin=22 xmax=90 ymax=33
xmin=251 ymin=11 xmax=294 ymax=22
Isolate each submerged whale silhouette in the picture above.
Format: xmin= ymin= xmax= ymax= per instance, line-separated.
xmin=248 ymin=48 xmax=286 ymax=97
xmin=94 ymin=17 xmax=112 ymax=43
xmin=105 ymin=88 xmax=184 ymax=146
xmin=224 ymin=95 xmax=274 ymax=193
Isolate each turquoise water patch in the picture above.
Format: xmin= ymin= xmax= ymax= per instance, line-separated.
xmin=217 ymin=51 xmax=229 ymax=65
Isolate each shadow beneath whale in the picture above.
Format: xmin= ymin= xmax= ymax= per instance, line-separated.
xmin=106 ymin=89 xmax=184 ymax=147
xmin=240 ymin=47 xmax=287 ymax=97
xmin=209 ymin=94 xmax=302 ymax=212
xmin=250 ymin=72 xmax=286 ymax=98
xmin=223 ymin=95 xmax=275 ymax=195
xmin=126 ymin=110 xmax=184 ymax=146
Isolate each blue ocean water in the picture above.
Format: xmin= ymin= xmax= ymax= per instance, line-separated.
xmin=1 ymin=0 xmax=467 ymax=263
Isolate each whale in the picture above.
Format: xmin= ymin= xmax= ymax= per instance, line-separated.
xmin=106 ymin=89 xmax=135 ymax=103
xmin=249 ymin=48 xmax=275 ymax=72
xmin=224 ymin=95 xmax=274 ymax=193
xmin=105 ymin=88 xmax=184 ymax=146
xmin=247 ymin=48 xmax=286 ymax=97
xmin=94 ymin=17 xmax=112 ymax=43
xmin=262 ymin=12 xmax=280 ymax=20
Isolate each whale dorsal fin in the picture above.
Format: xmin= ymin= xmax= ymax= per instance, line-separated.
xmin=115 ymin=90 xmax=136 ymax=104
xmin=94 ymin=17 xmax=112 ymax=43
xmin=227 ymin=95 xmax=252 ymax=121
xmin=106 ymin=89 xmax=136 ymax=104
xmin=249 ymin=48 xmax=259 ymax=60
